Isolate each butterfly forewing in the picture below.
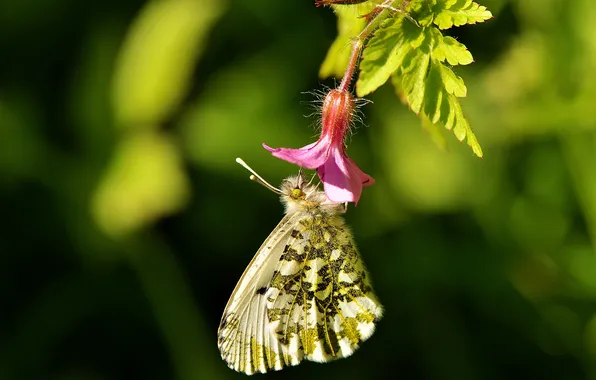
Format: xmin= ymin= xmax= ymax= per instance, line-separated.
xmin=218 ymin=213 xmax=300 ymax=374
xmin=218 ymin=176 xmax=383 ymax=375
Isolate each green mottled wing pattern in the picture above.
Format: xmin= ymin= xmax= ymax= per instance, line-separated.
xmin=218 ymin=208 xmax=382 ymax=374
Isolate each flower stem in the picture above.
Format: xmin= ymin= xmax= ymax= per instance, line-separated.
xmin=338 ymin=39 xmax=363 ymax=92
xmin=337 ymin=0 xmax=401 ymax=93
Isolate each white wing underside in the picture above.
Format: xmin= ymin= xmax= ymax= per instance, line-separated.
xmin=218 ymin=213 xmax=299 ymax=373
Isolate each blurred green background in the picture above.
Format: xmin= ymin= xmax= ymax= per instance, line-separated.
xmin=1 ymin=0 xmax=596 ymax=379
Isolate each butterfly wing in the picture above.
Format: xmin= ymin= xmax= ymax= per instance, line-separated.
xmin=218 ymin=209 xmax=383 ymax=375
xmin=266 ymin=211 xmax=383 ymax=364
xmin=218 ymin=213 xmax=301 ymax=374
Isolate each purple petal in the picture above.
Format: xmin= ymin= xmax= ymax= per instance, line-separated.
xmin=346 ymin=156 xmax=375 ymax=188
xmin=318 ymin=148 xmax=373 ymax=204
xmin=262 ymin=137 xmax=330 ymax=169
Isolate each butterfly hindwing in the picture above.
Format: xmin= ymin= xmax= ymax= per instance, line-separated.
xmin=266 ymin=210 xmax=382 ymax=364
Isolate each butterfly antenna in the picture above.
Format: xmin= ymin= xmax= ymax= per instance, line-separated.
xmin=306 ymin=171 xmax=318 ymax=188
xmin=236 ymin=158 xmax=282 ymax=194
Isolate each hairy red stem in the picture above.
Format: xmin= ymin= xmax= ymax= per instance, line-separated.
xmin=336 ymin=0 xmax=400 ymax=93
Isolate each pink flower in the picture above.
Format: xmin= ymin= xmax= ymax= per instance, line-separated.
xmin=263 ymin=89 xmax=374 ymax=203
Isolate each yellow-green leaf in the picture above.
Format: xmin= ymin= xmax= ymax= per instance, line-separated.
xmin=433 ymin=0 xmax=492 ymax=29
xmin=338 ymin=0 xmax=488 ymax=156
xmin=440 ymin=65 xmax=467 ymax=97
xmin=112 ymin=0 xmax=225 ymax=128
xmin=393 ymin=36 xmax=482 ymax=157
xmin=357 ymin=18 xmax=422 ymax=96
xmin=433 ymin=35 xmax=474 ymax=65
xmin=92 ymin=131 xmax=190 ymax=238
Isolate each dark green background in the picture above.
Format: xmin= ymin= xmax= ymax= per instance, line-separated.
xmin=2 ymin=0 xmax=596 ymax=379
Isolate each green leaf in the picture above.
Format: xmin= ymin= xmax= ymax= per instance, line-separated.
xmin=332 ymin=0 xmax=489 ymax=156
xmin=357 ymin=18 xmax=423 ymax=96
xmin=432 ymin=35 xmax=474 ymax=65
xmin=357 ymin=1 xmax=486 ymax=96
xmin=355 ymin=1 xmax=488 ymax=157
xmin=361 ymin=20 xmax=482 ymax=156
xmin=401 ymin=47 xmax=431 ymax=114
xmin=439 ymin=64 xmax=467 ymax=97
xmin=432 ymin=0 xmax=492 ymax=30
xmin=417 ymin=59 xmax=482 ymax=157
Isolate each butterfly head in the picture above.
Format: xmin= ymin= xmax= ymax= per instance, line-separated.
xmin=235 ymin=158 xmax=345 ymax=215
xmin=280 ymin=174 xmax=344 ymax=215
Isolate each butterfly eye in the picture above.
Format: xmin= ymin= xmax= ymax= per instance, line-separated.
xmin=291 ymin=188 xmax=305 ymax=199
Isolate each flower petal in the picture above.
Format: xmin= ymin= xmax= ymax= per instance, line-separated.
xmin=318 ymin=148 xmax=374 ymax=203
xmin=262 ymin=137 xmax=330 ymax=169
xmin=346 ymin=156 xmax=375 ymax=187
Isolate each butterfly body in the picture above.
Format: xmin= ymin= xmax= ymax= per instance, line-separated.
xmin=218 ymin=174 xmax=382 ymax=374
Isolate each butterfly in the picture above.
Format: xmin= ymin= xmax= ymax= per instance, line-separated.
xmin=217 ymin=158 xmax=383 ymax=374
